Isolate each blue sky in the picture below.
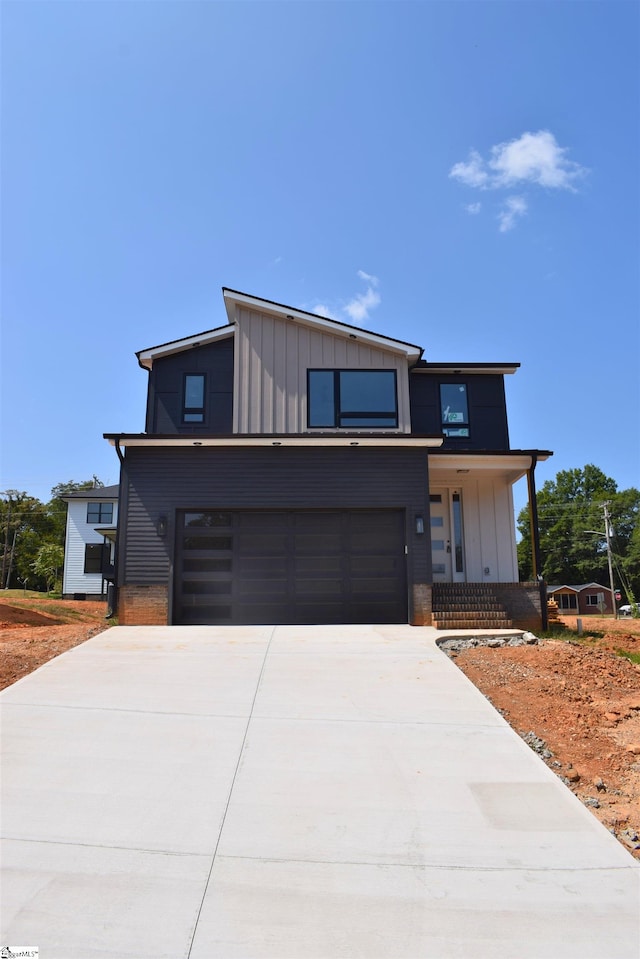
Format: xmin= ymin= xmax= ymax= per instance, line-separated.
xmin=2 ymin=1 xmax=639 ymax=520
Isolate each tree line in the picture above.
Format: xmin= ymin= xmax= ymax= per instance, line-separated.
xmin=517 ymin=465 xmax=639 ymax=602
xmin=0 ymin=478 xmax=104 ymax=592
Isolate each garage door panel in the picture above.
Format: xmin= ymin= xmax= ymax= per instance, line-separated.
xmin=293 ymin=534 xmax=342 ymax=553
xmin=295 ymin=556 xmax=343 ymax=574
xmin=238 ymin=534 xmax=289 ymax=555
xmin=175 ymin=509 xmax=406 ymax=625
xmin=182 ymin=557 xmax=232 ymax=573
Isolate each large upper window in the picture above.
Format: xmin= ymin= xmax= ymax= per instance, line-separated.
xmin=440 ymin=383 xmax=469 ymax=437
xmin=308 ymin=370 xmax=398 ymax=428
xmin=183 ymin=374 xmax=206 ymax=423
xmin=87 ymin=502 xmax=113 ymax=524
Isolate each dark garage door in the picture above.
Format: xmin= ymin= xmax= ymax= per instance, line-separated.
xmin=175 ymin=509 xmax=407 ymax=625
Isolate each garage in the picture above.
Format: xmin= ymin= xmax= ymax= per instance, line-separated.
xmin=174 ymin=509 xmax=407 ymax=625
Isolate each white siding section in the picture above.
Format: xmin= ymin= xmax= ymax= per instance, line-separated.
xmin=62 ymin=498 xmax=118 ymax=596
xmin=429 ymin=470 xmax=518 ymax=583
xmin=233 ymin=307 xmax=412 ymax=433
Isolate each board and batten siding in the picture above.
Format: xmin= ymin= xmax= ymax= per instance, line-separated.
xmin=233 ymin=306 xmax=412 ymax=434
xmin=120 ymin=445 xmax=430 ymax=596
xmin=62 ymin=498 xmax=118 ymax=595
xmin=429 ymin=470 xmax=518 ymax=582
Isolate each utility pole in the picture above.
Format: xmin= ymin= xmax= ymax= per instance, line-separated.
xmin=602 ymin=502 xmax=617 ymax=620
xmin=585 ymin=502 xmax=618 ymax=619
xmin=1 ymin=498 xmax=11 ymax=589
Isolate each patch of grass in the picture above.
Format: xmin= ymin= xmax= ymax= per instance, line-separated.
xmin=538 ymin=626 xmax=605 ymax=642
xmin=1 ymin=588 xmax=51 ymax=600
xmin=616 ymin=648 xmax=640 ymax=665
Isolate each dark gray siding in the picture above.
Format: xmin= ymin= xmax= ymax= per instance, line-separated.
xmin=145 ymin=339 xmax=234 ymax=434
xmin=409 ymin=372 xmax=509 ymax=450
xmin=119 ymin=445 xmax=431 ymax=602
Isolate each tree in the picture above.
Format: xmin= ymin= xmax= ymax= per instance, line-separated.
xmin=517 ymin=465 xmax=640 ymax=596
xmin=47 ymin=477 xmax=104 ymax=547
xmin=0 ymin=491 xmax=52 ymax=589
xmin=32 ymin=543 xmax=64 ymax=594
xmin=0 ymin=478 xmax=106 ymax=590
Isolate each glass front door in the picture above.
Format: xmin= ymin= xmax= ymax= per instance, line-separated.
xmin=430 ymin=489 xmax=466 ymax=583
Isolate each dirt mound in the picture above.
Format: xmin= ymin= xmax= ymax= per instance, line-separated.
xmin=0 ymin=602 xmax=63 ymax=627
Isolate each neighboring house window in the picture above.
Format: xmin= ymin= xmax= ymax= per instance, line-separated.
xmin=183 ymin=374 xmax=206 ymax=423
xmin=556 ymin=594 xmax=577 ymax=610
xmin=87 ymin=502 xmax=113 ymax=524
xmin=440 ymin=384 xmax=469 ymax=437
xmin=308 ymin=370 xmax=398 ymax=428
xmin=586 ymin=593 xmax=604 ymax=606
xmin=84 ymin=543 xmax=108 ymax=574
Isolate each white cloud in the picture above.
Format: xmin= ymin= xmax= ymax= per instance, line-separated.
xmin=450 ymin=130 xmax=587 ymax=193
xmin=356 ymin=269 xmax=379 ymax=286
xmin=498 ymin=195 xmax=528 ymax=232
xmin=449 ymin=149 xmax=490 ymax=188
xmin=450 ymin=130 xmax=586 ymax=231
xmin=308 ymin=271 xmax=382 ymax=326
xmin=489 ymin=131 xmax=586 ymax=190
xmin=344 ymin=286 xmax=381 ymax=323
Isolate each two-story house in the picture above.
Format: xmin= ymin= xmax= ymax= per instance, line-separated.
xmin=105 ymin=288 xmax=551 ymax=629
xmin=61 ymin=485 xmax=119 ymax=599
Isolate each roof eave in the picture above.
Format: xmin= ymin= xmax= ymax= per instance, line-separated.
xmin=222 ymin=288 xmax=424 ymax=361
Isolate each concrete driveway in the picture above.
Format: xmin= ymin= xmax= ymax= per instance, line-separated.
xmin=2 ymin=624 xmax=639 ymax=958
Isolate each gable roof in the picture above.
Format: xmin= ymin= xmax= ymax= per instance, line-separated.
xmin=223 ymin=288 xmax=424 ymax=360
xmin=547 ymin=583 xmax=611 ymax=594
xmin=136 ymin=287 xmax=424 ymax=370
xmin=137 ymin=324 xmax=233 ymax=370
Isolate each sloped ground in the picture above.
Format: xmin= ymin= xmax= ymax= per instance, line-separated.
xmin=1 ymin=598 xmax=639 ymax=858
xmin=452 ymin=615 xmax=640 ymax=859
xmin=0 ymin=597 xmax=110 ymax=690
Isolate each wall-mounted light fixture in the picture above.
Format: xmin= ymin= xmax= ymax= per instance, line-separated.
xmin=415 ymin=515 xmax=425 ymax=535
xmin=157 ymin=515 xmax=168 ymax=537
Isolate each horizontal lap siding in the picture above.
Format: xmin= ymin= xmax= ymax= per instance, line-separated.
xmin=121 ymin=446 xmax=430 ymax=587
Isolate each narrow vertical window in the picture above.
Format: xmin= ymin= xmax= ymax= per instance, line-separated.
xmin=440 ymin=383 xmax=469 ymax=437
xmin=183 ymin=374 xmax=206 ymax=423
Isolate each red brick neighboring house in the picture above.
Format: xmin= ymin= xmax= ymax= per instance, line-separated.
xmin=547 ymin=583 xmax=613 ymax=615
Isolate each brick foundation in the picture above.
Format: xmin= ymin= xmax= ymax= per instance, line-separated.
xmin=411 ymin=583 xmax=433 ymax=626
xmin=118 ymin=585 xmax=169 ymax=625
xmin=493 ymin=582 xmax=543 ymax=632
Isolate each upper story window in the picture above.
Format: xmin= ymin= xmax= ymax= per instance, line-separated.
xmin=87 ymin=502 xmax=113 ymax=524
xmin=440 ymin=383 xmax=469 ymax=437
xmin=308 ymin=370 xmax=398 ymax=429
xmin=183 ymin=374 xmax=206 ymax=423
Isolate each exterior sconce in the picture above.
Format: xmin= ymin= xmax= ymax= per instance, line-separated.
xmin=157 ymin=515 xmax=168 ymax=537
xmin=415 ymin=515 xmax=425 ymax=535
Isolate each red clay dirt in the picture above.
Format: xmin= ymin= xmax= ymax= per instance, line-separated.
xmin=0 ymin=598 xmax=110 ymax=690
xmin=452 ymin=615 xmax=640 ymax=859
xmin=1 ymin=600 xmax=639 ymax=857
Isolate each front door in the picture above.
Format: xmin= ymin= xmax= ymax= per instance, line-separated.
xmin=429 ymin=489 xmax=466 ymax=583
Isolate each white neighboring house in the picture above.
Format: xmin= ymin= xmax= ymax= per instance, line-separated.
xmin=61 ymin=485 xmax=119 ymax=599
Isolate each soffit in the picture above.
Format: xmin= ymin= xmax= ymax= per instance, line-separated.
xmin=104 ymin=433 xmax=443 ymax=449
